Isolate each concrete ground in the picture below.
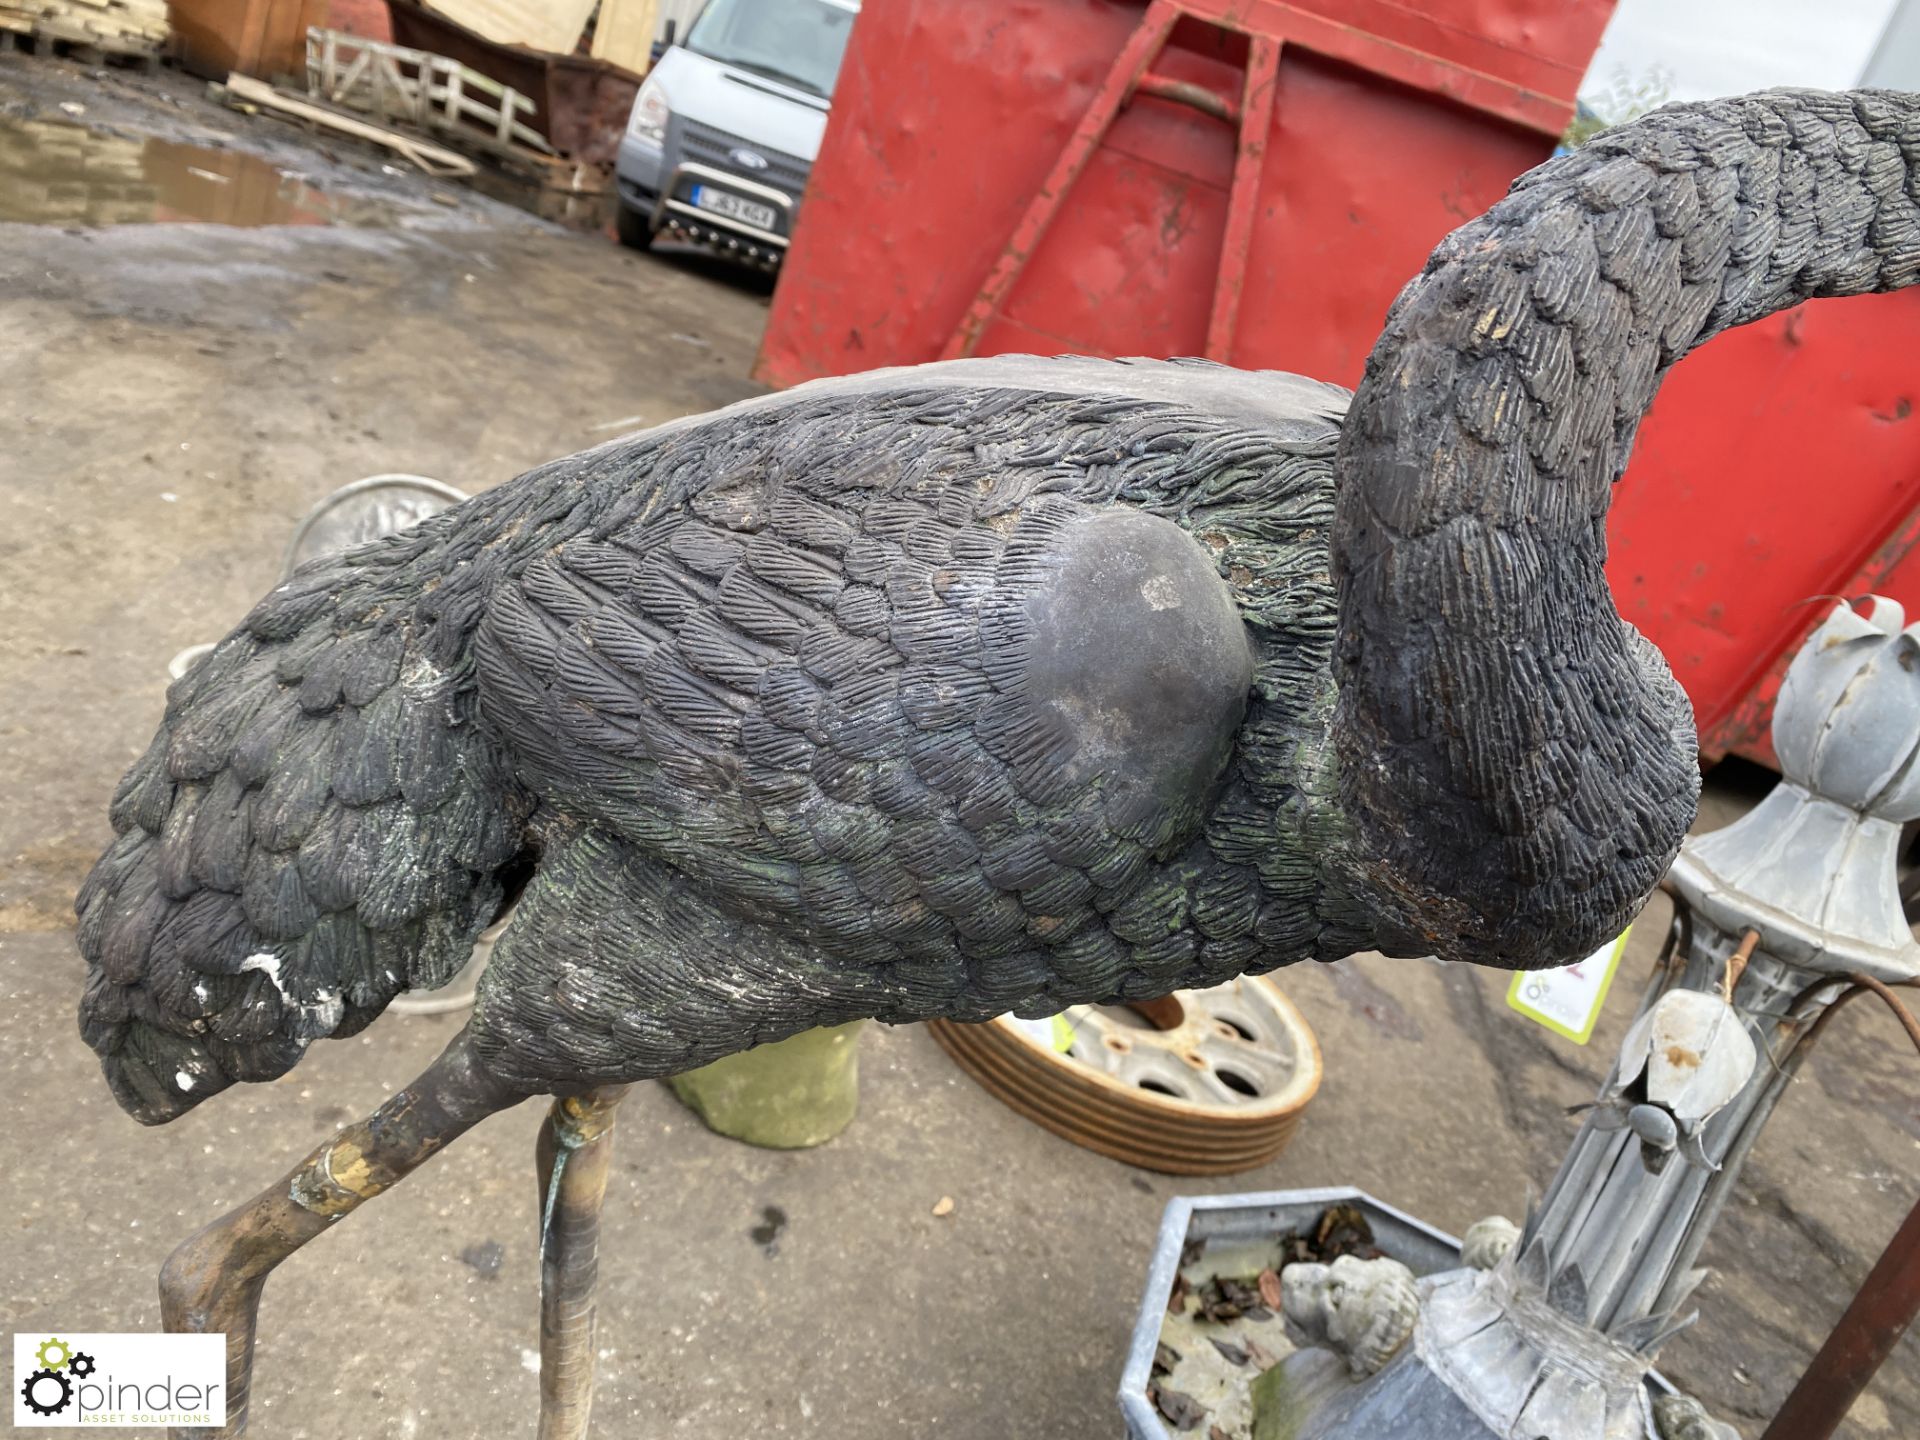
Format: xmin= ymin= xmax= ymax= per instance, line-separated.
xmin=1 ymin=55 xmax=1915 ymax=1440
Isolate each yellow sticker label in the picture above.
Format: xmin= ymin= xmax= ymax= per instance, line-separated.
xmin=1506 ymin=928 xmax=1631 ymax=1044
xmin=1010 ymin=1013 xmax=1078 ymax=1054
xmin=1049 ymin=1013 xmax=1075 ymax=1054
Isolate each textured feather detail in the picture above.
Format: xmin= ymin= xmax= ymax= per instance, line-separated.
xmin=109 ymin=736 xmax=175 ymax=833
xmin=296 ymin=638 xmax=355 ymax=714
xmin=454 ymin=367 xmax=1351 ymax=1085
xmin=332 ymin=685 xmax=405 ymax=806
xmin=154 ymin=786 xmax=202 ymax=900
xmin=253 ymin=736 xmax=332 ymax=851
xmin=339 ymin=625 xmax=405 ymax=707
xmin=395 ymin=699 xmax=461 ymax=809
xmin=246 ymin=575 xmax=337 ymax=641
xmin=294 ymin=805 xmax=370 ymax=911
xmin=242 ymin=848 xmax=319 ymax=939
xmin=152 ymin=888 xmax=256 ymax=975
xmin=77 ymin=510 xmax=537 ymax=1124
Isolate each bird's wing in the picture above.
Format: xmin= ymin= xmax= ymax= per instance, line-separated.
xmin=77 ymin=529 xmax=531 ymax=1123
xmin=474 ymin=382 xmax=1263 ymax=1027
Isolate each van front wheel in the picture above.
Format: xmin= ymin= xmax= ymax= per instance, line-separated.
xmin=615 ymin=201 xmax=656 ymax=251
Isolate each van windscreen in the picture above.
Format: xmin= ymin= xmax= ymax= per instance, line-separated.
xmin=684 ymin=0 xmax=859 ymax=101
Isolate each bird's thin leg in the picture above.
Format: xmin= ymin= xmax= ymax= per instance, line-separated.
xmin=533 ymin=1084 xmax=631 ymax=1440
xmin=159 ymin=1028 xmax=527 ymax=1439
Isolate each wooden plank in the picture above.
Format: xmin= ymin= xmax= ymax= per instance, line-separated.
xmin=589 ymin=0 xmax=657 ymax=75
xmin=332 ymin=45 xmax=372 ymax=103
xmin=418 ymin=0 xmax=594 ymax=55
xmin=223 ymin=73 xmax=478 ymax=176
xmin=450 ymin=60 xmax=514 ymax=103
xmin=444 ymin=64 xmax=464 ymax=137
xmin=316 ymin=29 xmax=529 ymax=110
xmin=374 ymin=49 xmax=421 ymax=123
xmin=435 ymin=85 xmax=548 ymax=151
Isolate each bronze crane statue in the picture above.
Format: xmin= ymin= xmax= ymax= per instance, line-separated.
xmin=75 ymin=89 xmax=1920 ymax=1436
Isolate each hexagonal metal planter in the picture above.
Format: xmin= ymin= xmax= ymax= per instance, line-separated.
xmin=1118 ymin=1187 xmax=1461 ymax=1440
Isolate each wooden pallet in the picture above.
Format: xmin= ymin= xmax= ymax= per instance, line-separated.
xmin=0 ymin=27 xmax=160 ymax=68
xmin=0 ymin=0 xmax=166 ymax=63
xmin=305 ymin=27 xmax=552 ymax=159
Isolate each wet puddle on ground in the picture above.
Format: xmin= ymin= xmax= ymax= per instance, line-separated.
xmin=0 ymin=114 xmax=392 ymax=226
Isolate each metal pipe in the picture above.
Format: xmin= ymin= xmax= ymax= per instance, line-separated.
xmin=1576 ymin=940 xmax=1812 ymax=1327
xmin=1536 ymin=1127 xmax=1634 ymax=1267
xmin=1759 ymin=1195 xmax=1920 ymax=1440
xmin=1529 ymin=1117 xmax=1619 ymax=1253
xmin=535 ymin=1085 xmax=631 ymax=1440
xmin=1133 ymin=72 xmax=1239 ymax=124
xmin=1845 ymin=972 xmax=1920 ymax=1052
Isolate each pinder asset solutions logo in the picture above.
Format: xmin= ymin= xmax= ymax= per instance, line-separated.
xmin=13 ymin=1333 xmax=225 ymax=1428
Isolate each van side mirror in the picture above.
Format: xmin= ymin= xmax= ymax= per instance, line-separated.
xmin=649 ymin=17 xmax=677 ymax=67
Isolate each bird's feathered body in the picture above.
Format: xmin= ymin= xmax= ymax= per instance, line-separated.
xmin=79 ymin=357 xmax=1376 ymax=1119
xmin=81 ymin=88 xmax=1920 ymax=1128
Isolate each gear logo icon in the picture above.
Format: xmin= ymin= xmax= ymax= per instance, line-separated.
xmin=18 ymin=1337 xmax=86 ymax=1418
xmin=19 ymin=1368 xmax=73 ymax=1417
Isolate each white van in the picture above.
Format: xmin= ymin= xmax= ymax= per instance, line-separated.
xmin=613 ymin=0 xmax=860 ymax=267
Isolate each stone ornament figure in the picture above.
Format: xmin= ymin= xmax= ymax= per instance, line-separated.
xmin=1282 ymin=1256 xmax=1422 ymax=1378
xmin=73 ymin=88 xmax=1920 ymax=1436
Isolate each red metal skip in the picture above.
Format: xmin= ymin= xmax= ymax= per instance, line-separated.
xmin=759 ymin=0 xmax=1604 ymax=385
xmin=756 ymin=0 xmax=1920 ymax=766
xmin=1613 ymin=293 xmax=1920 ymax=768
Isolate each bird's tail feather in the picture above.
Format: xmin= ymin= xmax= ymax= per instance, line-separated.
xmin=77 ymin=529 xmax=532 ymax=1125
